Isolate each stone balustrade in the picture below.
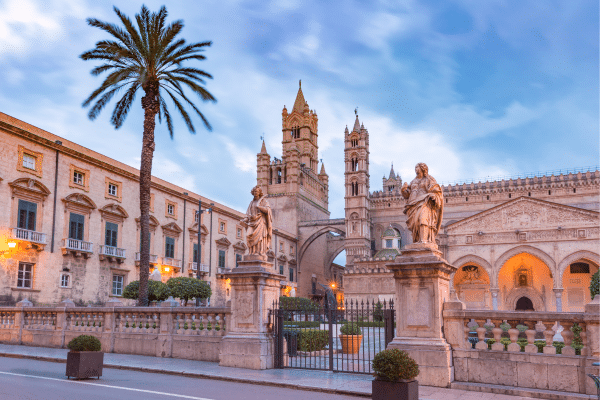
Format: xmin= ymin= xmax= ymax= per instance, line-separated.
xmin=0 ymin=304 xmax=230 ymax=363
xmin=442 ymin=297 xmax=600 ymax=395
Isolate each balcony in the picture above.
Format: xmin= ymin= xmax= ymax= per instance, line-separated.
xmin=162 ymin=257 xmax=182 ymax=270
xmin=189 ymin=262 xmax=209 ymax=275
xmin=216 ymin=267 xmax=231 ymax=278
xmin=12 ymin=228 xmax=47 ymax=251
xmin=61 ymin=238 xmax=93 ymax=258
xmin=99 ymin=245 xmax=126 ymax=263
xmin=134 ymin=252 xmax=160 ymax=267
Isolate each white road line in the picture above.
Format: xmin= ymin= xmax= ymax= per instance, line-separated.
xmin=0 ymin=371 xmax=214 ymax=400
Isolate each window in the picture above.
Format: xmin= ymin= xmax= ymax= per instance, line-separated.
xmin=218 ymin=220 xmax=227 ymax=233
xmin=108 ymin=183 xmax=118 ymax=197
xmin=17 ymin=199 xmax=37 ymax=231
xmin=386 ymin=239 xmax=392 ymax=248
xmin=105 ymin=222 xmax=118 ymax=247
xmin=237 ymin=228 xmax=242 ymax=238
xmin=112 ymin=275 xmax=124 ymax=296
xmin=164 ymin=200 xmax=177 ymax=218
xmin=235 ymin=253 xmax=242 ymax=268
xmin=73 ymin=171 xmax=84 ymax=186
xmin=279 ymin=242 xmax=283 ymax=252
xmin=193 ymin=243 xmax=200 ymax=263
xmin=17 ymin=262 xmax=33 ymax=288
xmin=218 ymin=250 xmax=226 ymax=269
xmin=195 ymin=210 xmax=199 ymax=222
xmin=60 ymin=274 xmax=70 ymax=288
xmin=397 ymin=239 xmax=401 ymax=248
xmin=292 ymin=126 xmax=300 ymax=139
xmin=68 ymin=165 xmax=90 ymax=191
xmin=311 ymin=280 xmax=316 ymax=294
xmin=289 ymin=268 xmax=294 ymax=282
xmin=570 ymin=263 xmax=590 ymax=274
xmin=22 ymin=154 xmax=36 ymax=170
xmin=165 ymin=237 xmax=175 ymax=258
xmin=69 ymin=213 xmax=85 ymax=240
xmin=167 ymin=204 xmax=174 ymax=215
xmin=290 ymin=245 xmax=294 ymax=255
xmin=279 ymin=264 xmax=284 ymax=275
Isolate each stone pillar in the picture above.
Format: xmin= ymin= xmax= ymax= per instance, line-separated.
xmin=219 ymin=255 xmax=284 ymax=369
xmin=490 ymin=288 xmax=499 ymax=310
xmin=385 ymin=245 xmax=457 ymax=387
xmin=584 ymin=295 xmax=599 ymax=395
xmin=553 ymin=288 xmax=564 ymax=312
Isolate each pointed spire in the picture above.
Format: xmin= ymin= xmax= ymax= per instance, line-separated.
xmin=353 ymin=114 xmax=360 ymax=132
xmin=389 ymin=163 xmax=395 ymax=179
xmin=344 ymin=125 xmax=349 ymax=134
xmin=319 ymin=162 xmax=327 ymax=175
xmin=260 ymin=140 xmax=268 ymax=154
xmin=292 ymin=80 xmax=306 ymax=113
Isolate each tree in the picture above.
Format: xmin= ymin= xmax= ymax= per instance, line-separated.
xmin=167 ymin=277 xmax=211 ymax=306
xmin=80 ymin=6 xmax=216 ymax=306
xmin=122 ymin=280 xmax=171 ymax=303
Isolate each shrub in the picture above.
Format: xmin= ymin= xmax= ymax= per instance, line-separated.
xmin=372 ymin=349 xmax=419 ymax=382
xmin=340 ymin=322 xmax=361 ymax=335
xmin=279 ymin=296 xmax=319 ymax=312
xmin=67 ymin=335 xmax=101 ymax=352
xmin=283 ymin=321 xmax=320 ymax=328
xmin=591 ymin=271 xmax=599 ymax=300
xmin=516 ymin=324 xmax=528 ymax=333
xmin=122 ymin=280 xmax=171 ymax=302
xmin=373 ymin=302 xmax=384 ymax=322
xmin=166 ymin=277 xmax=211 ymax=306
xmin=516 ymin=338 xmax=528 ymax=351
xmin=571 ymin=323 xmax=583 ymax=355
xmin=298 ymin=329 xmax=329 ymax=352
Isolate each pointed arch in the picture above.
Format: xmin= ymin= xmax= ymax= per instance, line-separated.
xmin=494 ymin=245 xmax=556 ymax=286
xmin=298 ymin=226 xmax=345 ymax=271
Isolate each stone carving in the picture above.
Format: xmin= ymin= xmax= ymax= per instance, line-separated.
xmin=401 ymin=163 xmax=443 ymax=245
xmin=241 ymin=186 xmax=273 ymax=257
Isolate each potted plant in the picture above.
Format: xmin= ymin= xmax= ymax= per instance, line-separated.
xmin=372 ymin=348 xmax=419 ymax=400
xmin=65 ymin=335 xmax=103 ymax=380
xmin=339 ymin=322 xmax=362 ymax=354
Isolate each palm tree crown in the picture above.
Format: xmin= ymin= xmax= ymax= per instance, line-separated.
xmin=81 ymin=5 xmax=215 ymax=306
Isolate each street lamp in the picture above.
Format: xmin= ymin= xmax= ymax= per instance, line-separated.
xmin=196 ymin=199 xmax=212 ymax=307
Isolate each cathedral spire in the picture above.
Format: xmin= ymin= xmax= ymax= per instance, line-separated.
xmin=353 ymin=113 xmax=360 ymax=132
xmin=319 ymin=162 xmax=327 ymax=175
xmin=260 ymin=140 xmax=268 ymax=154
xmin=292 ymin=80 xmax=306 ymax=113
xmin=389 ymin=163 xmax=395 ymax=179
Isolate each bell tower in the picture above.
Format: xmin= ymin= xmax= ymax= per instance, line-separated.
xmin=344 ymin=111 xmax=371 ymax=264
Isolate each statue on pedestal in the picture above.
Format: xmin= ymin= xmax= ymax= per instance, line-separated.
xmin=401 ymin=163 xmax=444 ymax=246
xmin=241 ymin=185 xmax=273 ymax=257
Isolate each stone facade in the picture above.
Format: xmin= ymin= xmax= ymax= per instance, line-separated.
xmin=0 ymin=112 xmax=297 ymax=306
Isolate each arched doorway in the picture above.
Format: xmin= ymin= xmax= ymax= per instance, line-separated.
xmin=498 ymin=252 xmax=553 ymax=311
xmin=515 ymin=296 xmax=534 ymax=311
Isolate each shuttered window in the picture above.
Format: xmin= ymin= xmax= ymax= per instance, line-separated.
xmin=68 ymin=213 xmax=84 ymax=240
xmin=18 ymin=200 xmax=37 ymax=231
xmin=165 ymin=237 xmax=175 ymax=258
xmin=105 ymin=222 xmax=118 ymax=247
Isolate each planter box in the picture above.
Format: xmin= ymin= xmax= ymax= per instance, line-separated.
xmin=372 ymin=379 xmax=418 ymax=400
xmin=340 ymin=334 xmax=363 ymax=354
xmin=66 ymin=351 xmax=104 ymax=379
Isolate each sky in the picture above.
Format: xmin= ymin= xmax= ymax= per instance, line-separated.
xmin=0 ymin=0 xmax=598 ymax=220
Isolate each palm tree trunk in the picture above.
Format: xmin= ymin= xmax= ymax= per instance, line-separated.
xmin=139 ymin=86 xmax=159 ymax=306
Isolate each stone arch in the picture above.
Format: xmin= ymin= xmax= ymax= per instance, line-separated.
xmin=495 ymin=245 xmax=556 ymax=286
xmin=557 ymin=250 xmax=600 ymax=287
xmin=451 ymin=254 xmax=493 ymax=286
xmin=298 ymin=225 xmax=345 ymax=270
xmin=325 ymin=242 xmax=346 ymax=273
xmin=505 ymin=287 xmax=545 ymax=311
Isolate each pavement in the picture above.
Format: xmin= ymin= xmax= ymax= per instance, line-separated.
xmin=0 ymin=343 xmax=594 ymax=400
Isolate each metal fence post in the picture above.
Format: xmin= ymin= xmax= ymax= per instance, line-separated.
xmin=328 ymin=307 xmax=334 ymax=371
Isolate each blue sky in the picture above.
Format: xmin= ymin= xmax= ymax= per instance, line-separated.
xmin=0 ymin=0 xmax=598 ymax=219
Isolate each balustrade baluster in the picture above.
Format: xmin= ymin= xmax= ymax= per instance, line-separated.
xmin=542 ymin=322 xmax=556 ymax=354
xmin=491 ymin=324 xmax=504 ymax=351
xmin=561 ymin=321 xmax=575 ymax=356
xmin=580 ymin=327 xmax=587 ymax=356
xmin=507 ymin=326 xmax=520 ymax=352
xmin=184 ymin=313 xmax=192 ymax=335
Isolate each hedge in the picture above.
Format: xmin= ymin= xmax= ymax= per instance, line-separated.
xmin=298 ymin=329 xmax=329 ymax=352
xmin=122 ymin=280 xmax=171 ymax=302
xmin=283 ymin=321 xmax=320 ymax=328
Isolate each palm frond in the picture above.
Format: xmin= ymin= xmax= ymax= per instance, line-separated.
xmin=110 ymin=84 xmax=139 ymax=129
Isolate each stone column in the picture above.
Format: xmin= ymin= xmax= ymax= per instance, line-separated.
xmin=584 ymin=295 xmax=599 ymax=395
xmin=490 ymin=288 xmax=499 ymax=310
xmin=219 ymin=255 xmax=283 ymax=369
xmin=553 ymin=288 xmax=564 ymax=312
xmin=385 ymin=245 xmax=457 ymax=387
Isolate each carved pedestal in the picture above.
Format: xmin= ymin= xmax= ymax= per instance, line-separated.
xmin=386 ymin=245 xmax=457 ymax=387
xmin=219 ymin=256 xmax=284 ymax=369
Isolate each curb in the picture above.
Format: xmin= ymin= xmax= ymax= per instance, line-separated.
xmin=0 ymin=352 xmax=371 ymax=398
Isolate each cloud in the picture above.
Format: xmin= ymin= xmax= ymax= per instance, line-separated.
xmin=219 ymin=136 xmax=257 ymax=173
xmin=152 ymin=154 xmax=198 ymax=192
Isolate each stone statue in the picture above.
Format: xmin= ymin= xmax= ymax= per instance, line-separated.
xmin=241 ymin=185 xmax=273 ymax=257
xmin=401 ymin=163 xmax=444 ymax=246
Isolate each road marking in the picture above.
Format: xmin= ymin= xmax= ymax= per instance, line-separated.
xmin=0 ymin=370 xmax=214 ymax=400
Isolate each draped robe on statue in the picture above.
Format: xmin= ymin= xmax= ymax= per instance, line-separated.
xmin=245 ymin=195 xmax=273 ymax=256
xmin=402 ymin=175 xmax=444 ymax=244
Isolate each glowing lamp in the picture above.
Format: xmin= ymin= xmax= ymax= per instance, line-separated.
xmin=164 ymin=267 xmax=170 ymax=272
xmin=7 ymin=242 xmax=16 ymax=249
xmin=330 ymin=283 xmax=336 ymax=289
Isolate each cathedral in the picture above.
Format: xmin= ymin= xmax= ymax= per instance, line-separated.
xmin=257 ymin=83 xmax=600 ymax=313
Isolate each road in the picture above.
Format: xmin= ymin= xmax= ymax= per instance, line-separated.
xmin=0 ymin=356 xmax=363 ymax=400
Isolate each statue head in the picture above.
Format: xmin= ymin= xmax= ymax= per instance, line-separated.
xmin=251 ymin=185 xmax=263 ymax=199
xmin=415 ymin=163 xmax=429 ymax=178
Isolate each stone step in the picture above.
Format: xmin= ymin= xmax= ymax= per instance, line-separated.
xmin=451 ymin=381 xmax=596 ymax=400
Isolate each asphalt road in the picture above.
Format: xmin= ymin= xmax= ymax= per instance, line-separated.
xmin=0 ymin=357 xmax=363 ymax=400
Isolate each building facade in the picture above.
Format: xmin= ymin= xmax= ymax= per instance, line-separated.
xmin=0 ymin=112 xmax=298 ymax=306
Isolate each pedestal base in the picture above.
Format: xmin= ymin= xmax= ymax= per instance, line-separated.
xmin=219 ymin=332 xmax=274 ymax=369
xmin=387 ymin=337 xmax=454 ymax=387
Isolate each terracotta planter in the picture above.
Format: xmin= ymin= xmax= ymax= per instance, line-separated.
xmin=340 ymin=334 xmax=363 ymax=354
xmin=66 ymin=351 xmax=104 ymax=379
xmin=372 ymin=378 xmax=418 ymax=400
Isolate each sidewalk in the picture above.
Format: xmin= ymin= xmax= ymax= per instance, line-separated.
xmin=0 ymin=344 xmax=593 ymax=400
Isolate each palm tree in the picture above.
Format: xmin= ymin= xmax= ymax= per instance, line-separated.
xmin=80 ymin=5 xmax=216 ymax=306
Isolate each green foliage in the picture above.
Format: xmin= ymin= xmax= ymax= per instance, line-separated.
xmin=67 ymin=335 xmax=101 ymax=352
xmin=517 ymin=338 xmax=528 ymax=351
xmin=122 ymin=280 xmax=171 ymax=302
xmin=571 ymin=323 xmax=583 ymax=355
xmin=166 ymin=277 xmax=211 ymax=306
xmin=283 ymin=321 xmax=320 ymax=328
xmin=298 ymin=329 xmax=329 ymax=352
xmin=499 ymin=322 xmax=511 ymax=332
xmin=373 ymin=302 xmax=384 ymax=322
xmin=553 ymin=341 xmax=565 ymax=354
xmin=279 ymin=296 xmax=319 ymax=311
xmin=372 ymin=349 xmax=419 ymax=382
xmin=340 ymin=322 xmax=362 ymax=335
xmin=516 ymin=324 xmax=528 ymax=333
xmin=500 ymin=337 xmax=511 ymax=350
xmin=590 ymin=271 xmax=599 ymax=300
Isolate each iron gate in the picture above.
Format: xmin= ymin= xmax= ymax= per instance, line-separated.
xmin=272 ymin=299 xmax=395 ymax=374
